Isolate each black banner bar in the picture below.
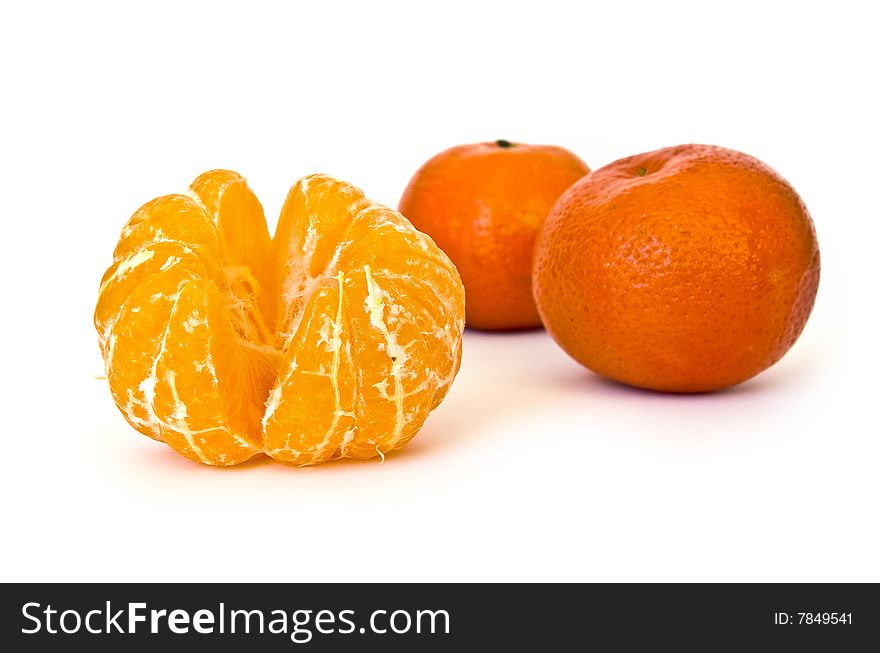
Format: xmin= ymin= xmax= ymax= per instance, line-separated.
xmin=1 ymin=583 xmax=876 ymax=650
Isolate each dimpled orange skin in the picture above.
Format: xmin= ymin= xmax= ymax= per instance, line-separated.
xmin=399 ymin=140 xmax=590 ymax=330
xmin=533 ymin=144 xmax=820 ymax=393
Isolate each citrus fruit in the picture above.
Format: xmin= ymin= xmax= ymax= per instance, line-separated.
xmin=399 ymin=140 xmax=589 ymax=330
xmin=95 ymin=171 xmax=465 ymax=466
xmin=533 ymin=144 xmax=820 ymax=393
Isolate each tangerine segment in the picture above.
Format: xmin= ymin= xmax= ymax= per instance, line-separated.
xmin=96 ymin=171 xmax=465 ymax=466
xmin=264 ymin=176 xmax=465 ymax=465
xmin=262 ymin=277 xmax=357 ymax=465
xmin=272 ymin=175 xmax=372 ymax=342
xmin=113 ymin=194 xmax=218 ymax=265
xmin=96 ymin=240 xmax=210 ymax=362
xmin=190 ymin=170 xmax=277 ymax=338
xmin=152 ymin=278 xmax=269 ymax=464
xmin=96 ymin=176 xmax=276 ymax=465
xmin=99 ymin=246 xmax=207 ymax=441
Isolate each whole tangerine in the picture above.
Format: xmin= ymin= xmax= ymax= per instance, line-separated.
xmin=533 ymin=144 xmax=820 ymax=393
xmin=399 ymin=140 xmax=590 ymax=330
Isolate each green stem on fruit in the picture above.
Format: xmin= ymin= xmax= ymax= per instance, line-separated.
xmin=638 ymin=166 xmax=647 ymax=176
xmin=496 ymin=139 xmax=515 ymax=148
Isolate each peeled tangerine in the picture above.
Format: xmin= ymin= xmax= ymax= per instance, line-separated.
xmin=95 ymin=171 xmax=465 ymax=466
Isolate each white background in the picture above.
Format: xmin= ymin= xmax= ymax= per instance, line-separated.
xmin=1 ymin=1 xmax=878 ymax=582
